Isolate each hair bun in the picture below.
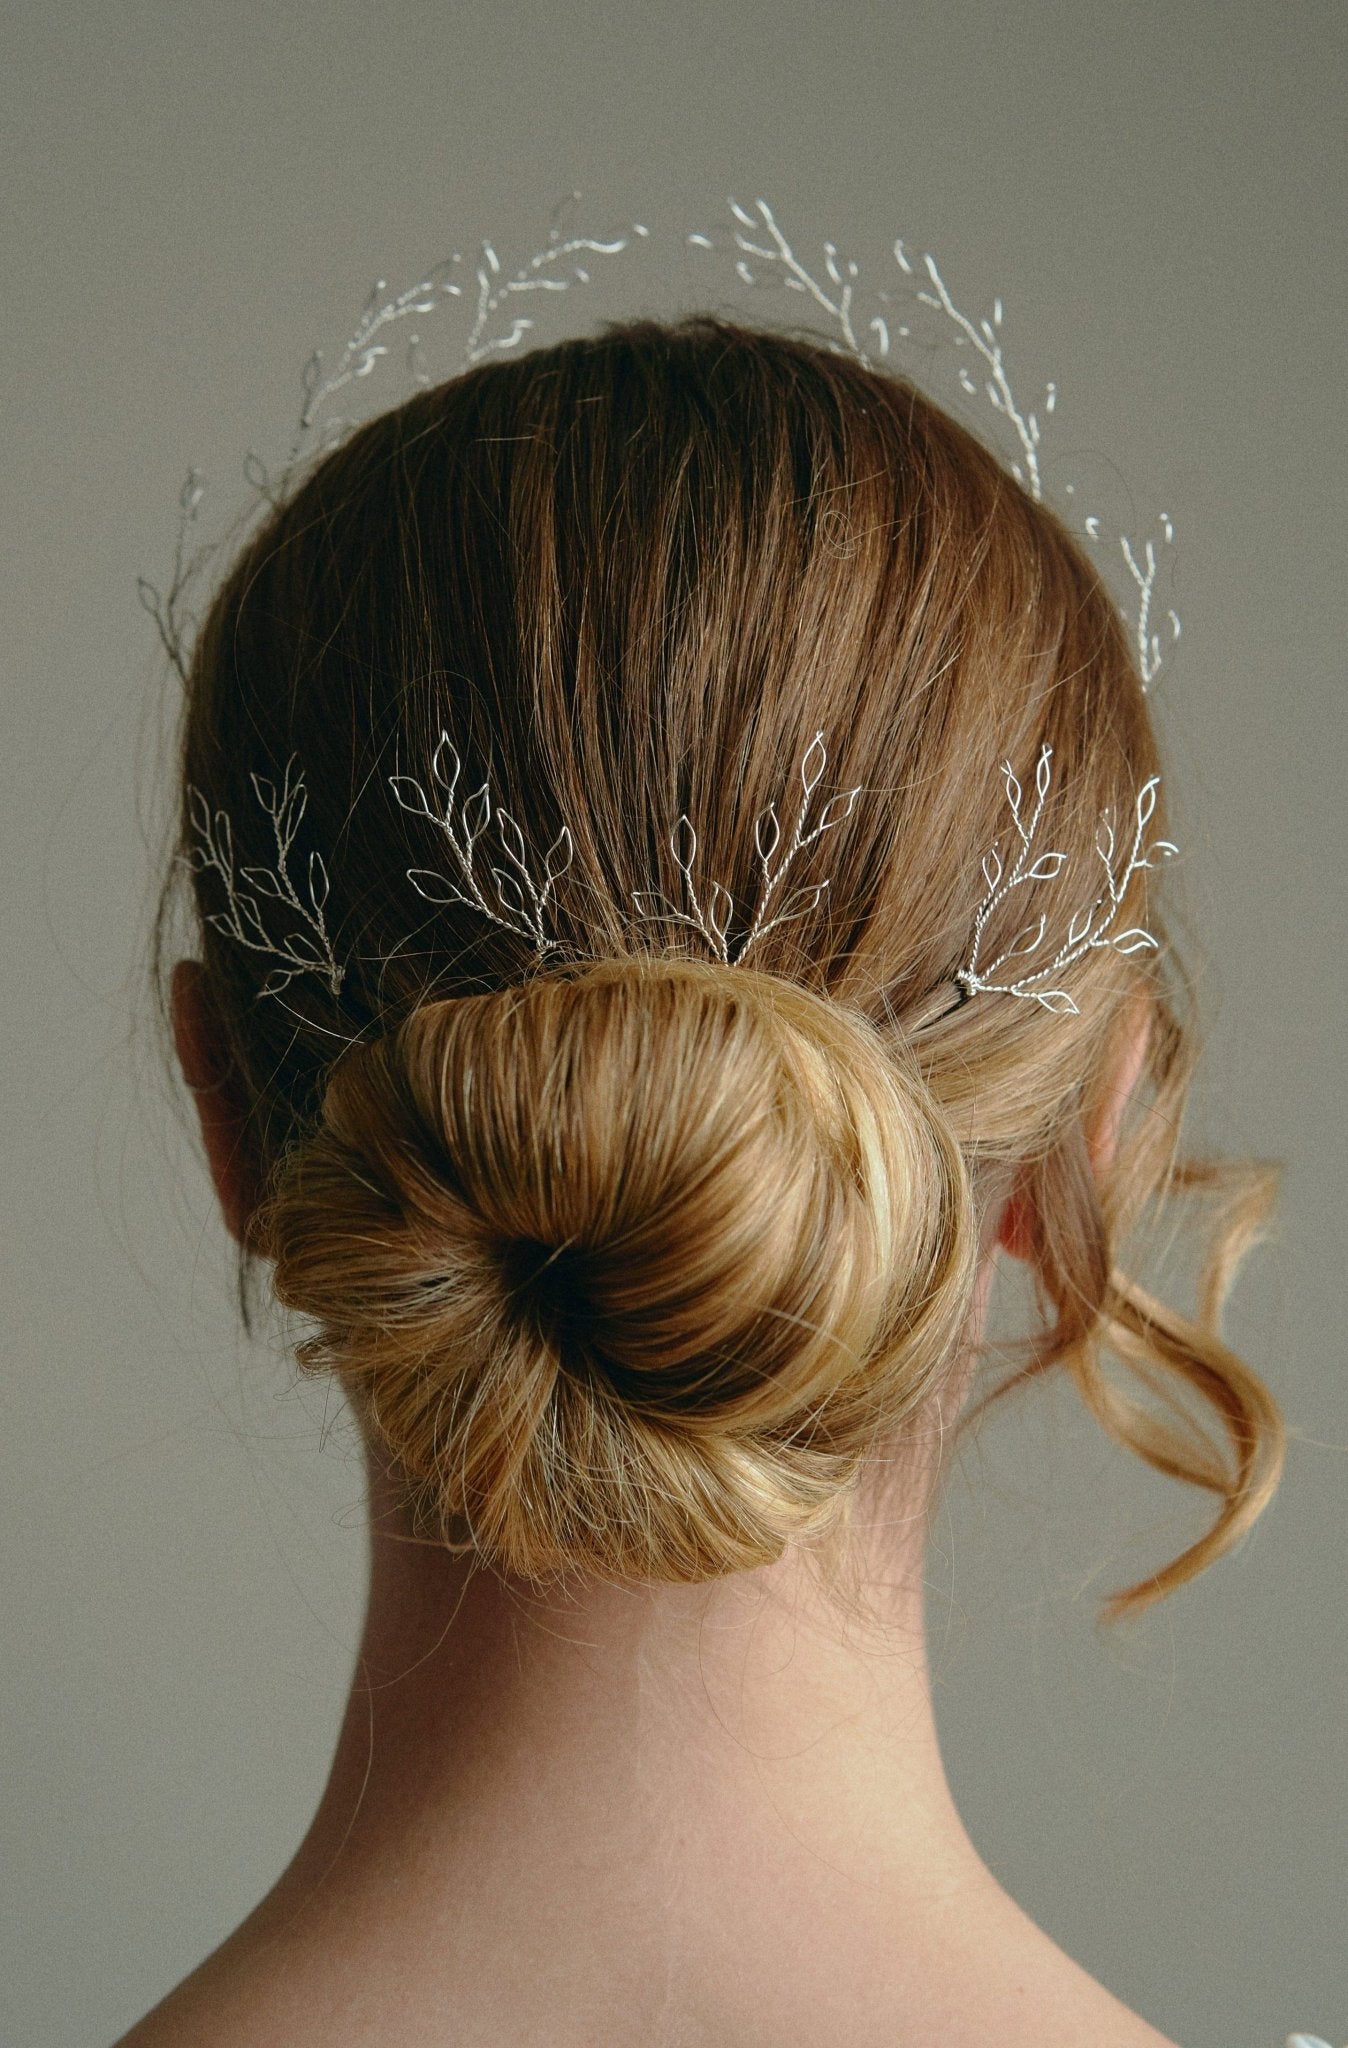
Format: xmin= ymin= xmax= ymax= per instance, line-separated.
xmin=264 ymin=955 xmax=976 ymax=1581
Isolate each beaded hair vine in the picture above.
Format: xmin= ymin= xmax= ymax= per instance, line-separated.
xmin=154 ymin=196 xmax=1180 ymax=1022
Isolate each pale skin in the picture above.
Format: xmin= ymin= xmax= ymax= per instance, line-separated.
xmin=113 ymin=963 xmax=1177 ymax=2048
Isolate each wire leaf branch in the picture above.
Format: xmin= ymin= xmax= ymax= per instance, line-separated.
xmin=184 ymin=756 xmax=343 ymax=998
xmin=144 ymin=201 xmax=1182 ymax=699
xmin=389 ymin=732 xmax=573 ymax=955
xmin=1120 ymin=515 xmax=1182 ymax=687
xmin=136 ymin=468 xmax=208 ymax=683
xmin=632 ymin=731 xmax=861 ymax=964
xmin=297 ymin=264 xmax=464 ymax=438
xmin=956 ymin=744 xmax=1177 ymax=1013
xmin=911 ymin=251 xmax=1046 ymax=500
xmin=140 ymin=204 xmax=644 ymax=682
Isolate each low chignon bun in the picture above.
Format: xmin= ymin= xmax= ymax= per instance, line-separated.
xmin=263 ymin=955 xmax=977 ymax=1581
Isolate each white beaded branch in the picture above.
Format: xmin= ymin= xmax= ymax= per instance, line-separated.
xmin=389 ymin=733 xmax=574 ymax=956
xmin=292 ymin=221 xmax=650 ymax=442
xmin=143 ymin=198 xmax=1181 ymax=697
xmin=693 ymin=198 xmax=1181 ymax=692
xmin=954 ymin=744 xmax=1178 ymax=1015
xmin=139 ymin=205 xmax=646 ymax=679
xmin=185 ymin=757 xmax=343 ymax=998
xmin=631 ymin=731 xmax=860 ymax=965
xmin=461 ymin=224 xmax=649 ymax=368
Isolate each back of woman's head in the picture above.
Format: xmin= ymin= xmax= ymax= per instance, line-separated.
xmin=164 ymin=317 xmax=1282 ymax=1615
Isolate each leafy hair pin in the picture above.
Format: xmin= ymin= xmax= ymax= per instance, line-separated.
xmin=389 ymin=732 xmax=574 ymax=957
xmin=953 ymin=743 xmax=1178 ymax=1014
xmin=184 ymin=756 xmax=343 ymax=998
xmin=632 ymin=730 xmax=861 ymax=965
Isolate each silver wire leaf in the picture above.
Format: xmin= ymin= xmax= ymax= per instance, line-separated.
xmin=754 ymin=806 xmax=781 ymax=864
xmin=495 ymin=811 xmax=528 ymax=871
xmin=1005 ymin=915 xmax=1047 ymax=959
xmin=491 ymin=870 xmax=528 ymax=919
xmin=461 ymin=783 xmax=492 ymax=845
xmin=431 ymin=734 xmax=461 ymax=794
xmin=407 ymin=870 xmax=473 ymax=908
xmin=815 ymin=788 xmax=861 ymax=832
xmin=630 ymin=890 xmax=681 ymax=920
xmin=388 ymin=775 xmax=438 ymax=821
xmin=542 ymin=829 xmax=573 ymax=883
xmin=708 ymin=881 xmax=734 ymax=944
xmin=671 ymin=816 xmax=699 ymax=873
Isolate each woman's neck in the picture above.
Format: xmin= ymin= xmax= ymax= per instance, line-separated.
xmin=300 ymin=1458 xmax=980 ymax=1908
xmin=120 ymin=1433 xmax=1180 ymax=2046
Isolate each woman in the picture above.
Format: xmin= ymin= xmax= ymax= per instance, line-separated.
xmin=122 ymin=318 xmax=1284 ymax=2046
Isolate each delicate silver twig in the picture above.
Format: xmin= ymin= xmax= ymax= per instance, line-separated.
xmin=389 ymin=733 xmax=573 ymax=955
xmin=143 ymin=207 xmax=644 ymax=668
xmin=297 ymin=263 xmax=463 ymax=438
xmin=691 ymin=200 xmax=1179 ymax=687
xmin=149 ymin=200 xmax=1183 ymax=705
xmin=1120 ymin=515 xmax=1183 ymax=688
xmin=956 ymin=744 xmax=1177 ymax=1014
xmin=912 ymin=251 xmax=1047 ymax=501
xmin=185 ymin=757 xmax=343 ymax=998
xmin=463 ymin=220 xmax=647 ymax=366
xmin=137 ymin=468 xmax=207 ymax=683
xmin=691 ymin=203 xmax=1050 ymax=499
xmin=692 ymin=199 xmax=863 ymax=358
xmin=632 ymin=731 xmax=861 ymax=964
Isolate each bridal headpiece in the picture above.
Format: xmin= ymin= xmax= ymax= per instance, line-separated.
xmin=151 ymin=197 xmax=1180 ymax=1024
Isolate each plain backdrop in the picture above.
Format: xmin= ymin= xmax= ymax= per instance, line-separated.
xmin=2 ymin=3 xmax=1344 ymax=2044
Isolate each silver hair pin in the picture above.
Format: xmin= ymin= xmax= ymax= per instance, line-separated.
xmin=389 ymin=733 xmax=574 ymax=956
xmin=185 ymin=757 xmax=344 ymax=998
xmin=632 ymin=731 xmax=861 ymax=965
xmin=188 ymin=735 xmax=1179 ymax=1023
xmin=953 ymin=744 xmax=1177 ymax=1014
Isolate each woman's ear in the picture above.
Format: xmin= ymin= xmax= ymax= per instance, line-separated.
xmin=171 ymin=960 xmax=256 ymax=1247
xmin=996 ymin=999 xmax=1152 ymax=1263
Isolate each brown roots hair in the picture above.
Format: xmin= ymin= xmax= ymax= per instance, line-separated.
xmin=157 ymin=316 xmax=1283 ymax=1619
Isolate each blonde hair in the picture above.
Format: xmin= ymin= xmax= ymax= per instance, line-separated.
xmin=161 ymin=317 xmax=1283 ymax=1619
xmin=266 ymin=957 xmax=974 ymax=1579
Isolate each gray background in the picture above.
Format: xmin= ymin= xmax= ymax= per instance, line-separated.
xmin=2 ymin=3 xmax=1344 ymax=2044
